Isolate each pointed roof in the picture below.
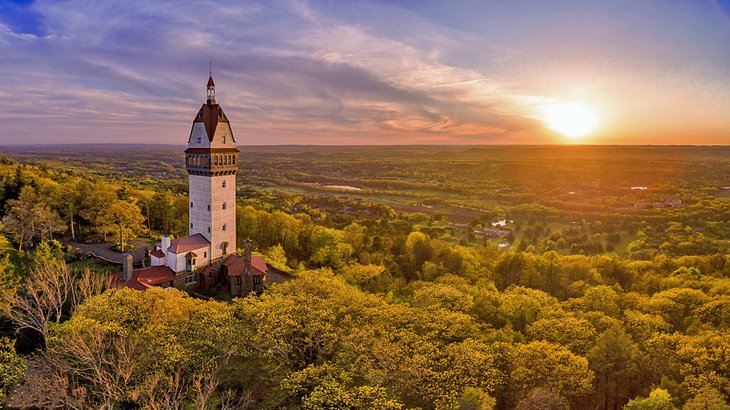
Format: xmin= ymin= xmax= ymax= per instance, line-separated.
xmin=193 ymin=103 xmax=229 ymax=141
xmin=207 ymin=75 xmax=215 ymax=88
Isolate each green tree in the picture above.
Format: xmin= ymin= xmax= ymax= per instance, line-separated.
xmin=683 ymin=385 xmax=730 ymax=410
xmin=50 ymin=178 xmax=82 ymax=241
xmin=458 ymin=387 xmax=496 ymax=410
xmin=100 ymin=199 xmax=145 ymax=252
xmin=405 ymin=231 xmax=433 ymax=278
xmin=13 ymin=288 xmax=236 ymax=409
xmin=510 ymin=341 xmax=594 ymax=403
xmin=0 ymin=337 xmax=25 ymax=402
xmin=264 ymin=244 xmax=289 ymax=271
xmin=498 ymin=286 xmax=560 ymax=332
xmin=2 ymin=186 xmax=64 ymax=250
xmin=588 ymin=325 xmax=642 ymax=410
xmin=339 ymin=263 xmax=391 ymax=293
xmin=526 ymin=315 xmax=597 ymax=355
xmin=623 ymin=388 xmax=675 ymax=410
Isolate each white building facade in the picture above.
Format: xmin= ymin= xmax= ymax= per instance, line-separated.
xmin=185 ymin=75 xmax=239 ymax=261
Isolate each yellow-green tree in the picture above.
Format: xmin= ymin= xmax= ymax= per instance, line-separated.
xmin=509 ymin=341 xmax=594 ymax=404
xmin=100 ymin=199 xmax=145 ymax=252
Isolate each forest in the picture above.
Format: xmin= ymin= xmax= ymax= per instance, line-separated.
xmin=0 ymin=145 xmax=728 ymax=409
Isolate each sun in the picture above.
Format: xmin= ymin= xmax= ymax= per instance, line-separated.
xmin=543 ymin=102 xmax=599 ymax=140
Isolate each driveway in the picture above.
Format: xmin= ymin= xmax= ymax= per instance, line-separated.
xmin=61 ymin=239 xmax=153 ymax=265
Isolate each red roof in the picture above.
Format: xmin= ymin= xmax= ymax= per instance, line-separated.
xmin=185 ymin=251 xmax=198 ymax=258
xmin=225 ymin=254 xmax=268 ymax=276
xmin=221 ymin=254 xmax=241 ymax=267
xmin=251 ymin=256 xmax=267 ymax=274
xmin=193 ymin=103 xmax=229 ymax=142
xmin=168 ymin=234 xmax=210 ymax=254
xmin=207 ymin=75 xmax=215 ymax=87
xmin=107 ymin=266 xmax=175 ymax=291
xmin=150 ymin=249 xmax=165 ymax=258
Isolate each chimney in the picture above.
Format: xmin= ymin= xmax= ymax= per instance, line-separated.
xmin=161 ymin=235 xmax=171 ymax=258
xmin=122 ymin=254 xmax=134 ymax=282
xmin=243 ymin=239 xmax=252 ymax=277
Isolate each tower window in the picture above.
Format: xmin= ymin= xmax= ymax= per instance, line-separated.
xmin=190 ymin=201 xmax=193 ymax=208
xmin=190 ymin=223 xmax=194 ymax=229
xmin=204 ymin=251 xmax=207 ymax=258
xmin=222 ymin=135 xmax=226 ymax=144
xmin=207 ymin=204 xmax=210 ymax=211
xmin=223 ymin=224 xmax=227 ymax=231
xmin=197 ymin=137 xmax=201 ymax=144
xmin=207 ymin=226 xmax=211 ymax=233
xmin=222 ymin=202 xmax=226 ymax=210
xmin=222 ymin=180 xmax=226 ymax=188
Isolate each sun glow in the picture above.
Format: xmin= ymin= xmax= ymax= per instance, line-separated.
xmin=544 ymin=102 xmax=599 ymax=140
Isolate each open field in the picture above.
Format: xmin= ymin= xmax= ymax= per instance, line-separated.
xmin=4 ymin=144 xmax=729 ymax=257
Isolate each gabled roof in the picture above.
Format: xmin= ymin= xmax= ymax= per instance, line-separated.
xmin=107 ymin=266 xmax=175 ymax=291
xmin=207 ymin=75 xmax=215 ymax=87
xmin=224 ymin=254 xmax=268 ymax=276
xmin=150 ymin=249 xmax=165 ymax=258
xmin=168 ymin=234 xmax=210 ymax=254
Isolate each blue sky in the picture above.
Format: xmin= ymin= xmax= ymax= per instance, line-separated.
xmin=0 ymin=0 xmax=729 ymax=145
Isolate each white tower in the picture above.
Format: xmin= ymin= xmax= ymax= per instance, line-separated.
xmin=185 ymin=75 xmax=238 ymax=261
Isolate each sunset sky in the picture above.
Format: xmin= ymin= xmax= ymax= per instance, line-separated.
xmin=1 ymin=0 xmax=729 ymax=145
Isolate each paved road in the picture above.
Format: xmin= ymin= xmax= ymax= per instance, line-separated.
xmin=61 ymin=239 xmax=153 ymax=265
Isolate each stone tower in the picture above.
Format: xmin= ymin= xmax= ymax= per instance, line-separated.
xmin=185 ymin=75 xmax=239 ymax=261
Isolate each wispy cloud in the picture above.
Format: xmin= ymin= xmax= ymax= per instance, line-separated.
xmin=0 ymin=0 xmax=547 ymax=144
xmin=0 ymin=0 xmax=728 ymax=145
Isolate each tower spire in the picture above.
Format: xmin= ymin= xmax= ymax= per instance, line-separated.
xmin=207 ymin=63 xmax=216 ymax=104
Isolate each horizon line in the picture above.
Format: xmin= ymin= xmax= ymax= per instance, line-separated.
xmin=1 ymin=143 xmax=730 ymax=148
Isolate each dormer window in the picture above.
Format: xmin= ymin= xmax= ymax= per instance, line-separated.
xmin=222 ymin=135 xmax=226 ymax=144
xmin=197 ymin=137 xmax=201 ymax=144
xmin=185 ymin=252 xmax=197 ymax=271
